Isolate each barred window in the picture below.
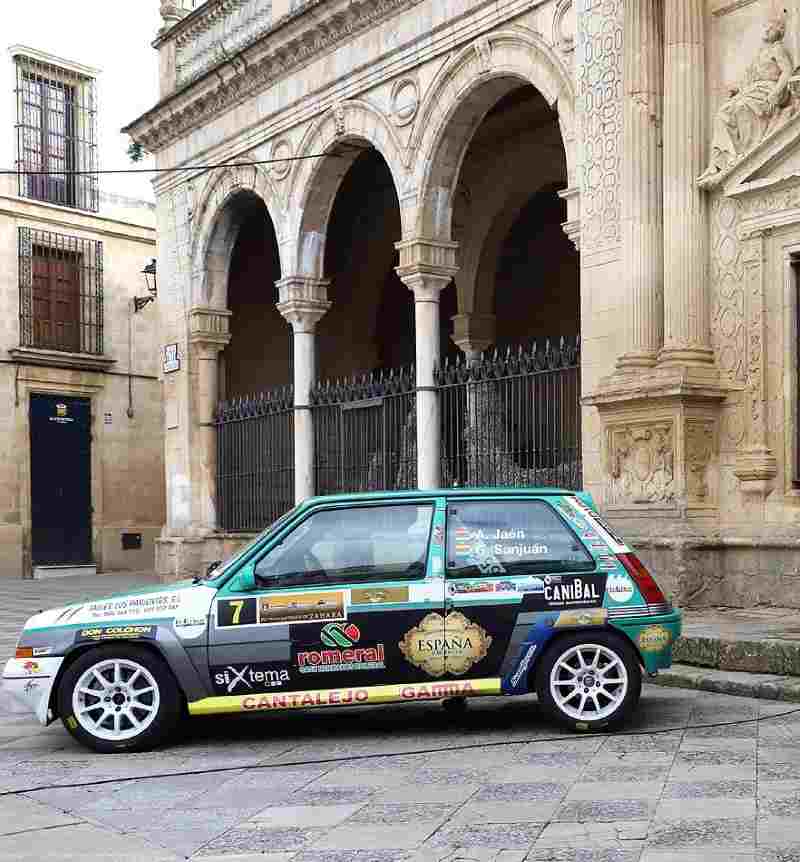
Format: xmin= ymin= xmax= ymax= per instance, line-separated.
xmin=19 ymin=228 xmax=103 ymax=355
xmin=13 ymin=52 xmax=98 ymax=212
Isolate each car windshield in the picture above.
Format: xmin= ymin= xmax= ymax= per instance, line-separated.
xmin=194 ymin=505 xmax=301 ymax=583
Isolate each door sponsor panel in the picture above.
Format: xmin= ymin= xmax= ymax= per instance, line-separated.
xmin=398 ymin=611 xmax=493 ymax=678
xmin=188 ymin=678 xmax=502 ymax=716
xmin=296 ymin=623 xmax=386 ymax=675
xmin=216 ymin=590 xmax=348 ymax=628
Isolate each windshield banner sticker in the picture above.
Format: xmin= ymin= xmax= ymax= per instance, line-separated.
xmin=398 ymin=611 xmax=492 ymax=677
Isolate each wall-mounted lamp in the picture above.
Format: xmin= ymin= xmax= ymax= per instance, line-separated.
xmin=133 ymin=258 xmax=157 ymax=312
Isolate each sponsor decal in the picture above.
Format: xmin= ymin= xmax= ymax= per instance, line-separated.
xmin=258 ymin=591 xmax=346 ymax=625
xmin=213 ymin=664 xmax=290 ymax=694
xmin=76 ymin=625 xmax=156 ymax=642
xmin=86 ymin=591 xmax=181 ymax=620
xmin=516 ymin=576 xmax=545 ymax=594
xmin=452 ymin=528 xmax=506 ymax=575
xmin=432 ymin=525 xmax=444 ymax=546
xmin=398 ymin=611 xmax=492 ymax=677
xmin=510 ymin=644 xmax=537 ymax=688
xmin=554 ymin=608 xmax=608 ymax=627
xmin=297 ymin=623 xmax=385 ymax=674
xmin=638 ymin=625 xmax=672 ymax=653
xmin=351 ymin=587 xmax=409 ymax=605
xmin=65 ymin=715 xmax=78 ymax=730
xmin=606 ymin=573 xmax=636 ymax=603
xmin=23 ymin=680 xmax=39 ymax=696
xmin=217 ymin=597 xmax=258 ymax=627
xmin=188 ymin=679 xmax=501 ymax=715
xmin=22 ymin=661 xmax=41 ymax=674
xmin=543 ymin=575 xmax=602 ymax=607
xmin=447 ymin=581 xmax=494 ymax=595
xmin=564 ymin=497 xmax=628 ymax=552
xmin=174 ymin=616 xmax=207 ymax=627
xmin=494 ymin=580 xmax=519 ymax=593
xmin=32 ymin=647 xmax=52 ymax=656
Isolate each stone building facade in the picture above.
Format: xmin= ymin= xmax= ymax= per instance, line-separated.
xmin=2 ymin=47 xmax=164 ymax=578
xmin=126 ymin=0 xmax=800 ymax=606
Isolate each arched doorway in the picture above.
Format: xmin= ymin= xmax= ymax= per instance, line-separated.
xmin=220 ymin=192 xmax=287 ymax=399
xmin=437 ymin=81 xmax=580 ymax=488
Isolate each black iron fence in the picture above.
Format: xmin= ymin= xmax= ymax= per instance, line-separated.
xmin=312 ymin=367 xmax=417 ymax=495
xmin=437 ymin=337 xmax=582 ymax=490
xmin=216 ymin=386 xmax=294 ymax=531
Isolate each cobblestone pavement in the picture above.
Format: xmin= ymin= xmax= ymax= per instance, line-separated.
xmin=1 ymin=578 xmax=799 ymax=861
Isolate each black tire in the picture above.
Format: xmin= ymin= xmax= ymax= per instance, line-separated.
xmin=58 ymin=644 xmax=182 ymax=753
xmin=534 ymin=631 xmax=641 ymax=732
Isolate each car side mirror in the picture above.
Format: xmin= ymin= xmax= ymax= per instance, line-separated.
xmin=206 ymin=560 xmax=222 ymax=576
xmin=228 ymin=567 xmax=257 ymax=593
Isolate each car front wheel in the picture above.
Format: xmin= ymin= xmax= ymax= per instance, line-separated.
xmin=58 ymin=644 xmax=182 ymax=753
xmin=535 ymin=632 xmax=641 ymax=732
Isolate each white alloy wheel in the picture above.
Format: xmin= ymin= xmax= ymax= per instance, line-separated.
xmin=548 ymin=642 xmax=629 ymax=722
xmin=71 ymin=658 xmax=161 ymax=742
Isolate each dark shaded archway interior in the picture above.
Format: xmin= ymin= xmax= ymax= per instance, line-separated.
xmin=452 ymin=83 xmax=578 ymax=352
xmin=318 ymin=148 xmax=437 ymax=380
xmin=222 ymin=193 xmax=288 ymax=400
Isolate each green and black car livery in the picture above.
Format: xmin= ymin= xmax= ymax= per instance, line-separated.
xmin=3 ymin=489 xmax=682 ymax=752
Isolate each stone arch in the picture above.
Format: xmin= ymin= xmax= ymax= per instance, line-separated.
xmin=285 ymin=99 xmax=409 ymax=278
xmin=190 ymin=159 xmax=285 ymax=309
xmin=411 ymin=27 xmax=576 ymax=241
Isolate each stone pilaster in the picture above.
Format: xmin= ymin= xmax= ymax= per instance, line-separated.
xmin=617 ymin=0 xmax=664 ymax=370
xmin=395 ymin=238 xmax=459 ymax=489
xmin=659 ymin=0 xmax=714 ymax=367
xmin=188 ymin=307 xmax=232 ymax=534
xmin=276 ymin=277 xmax=331 ymax=503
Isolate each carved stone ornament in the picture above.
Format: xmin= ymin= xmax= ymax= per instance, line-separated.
xmin=390 ymin=76 xmax=420 ymax=127
xmin=128 ymin=0 xmax=426 ymax=153
xmin=474 ymin=37 xmax=493 ymax=73
xmin=333 ymin=101 xmax=346 ymax=137
xmin=553 ymin=0 xmax=575 ymax=53
xmin=699 ymin=11 xmax=799 ymax=187
xmin=269 ymin=139 xmax=293 ymax=180
xmin=607 ymin=423 xmax=675 ymax=506
xmin=685 ymin=420 xmax=715 ymax=502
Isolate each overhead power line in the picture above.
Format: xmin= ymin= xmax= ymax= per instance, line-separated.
xmin=0 ymin=151 xmax=352 ymax=177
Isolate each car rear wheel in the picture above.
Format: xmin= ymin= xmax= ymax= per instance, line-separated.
xmin=535 ymin=632 xmax=641 ymax=732
xmin=58 ymin=644 xmax=182 ymax=753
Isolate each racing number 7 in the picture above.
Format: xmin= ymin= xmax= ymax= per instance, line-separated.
xmin=229 ymin=600 xmax=244 ymax=625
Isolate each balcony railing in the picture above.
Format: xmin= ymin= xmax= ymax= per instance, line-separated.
xmin=175 ymin=0 xmax=273 ymax=87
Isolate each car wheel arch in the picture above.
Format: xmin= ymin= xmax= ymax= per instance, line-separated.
xmin=48 ymin=639 xmax=186 ymax=720
xmin=527 ymin=626 xmax=645 ymax=690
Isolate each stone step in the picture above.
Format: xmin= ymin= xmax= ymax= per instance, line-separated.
xmin=32 ymin=564 xmax=97 ymax=580
xmin=650 ymin=663 xmax=800 ymax=703
xmin=673 ymin=633 xmax=800 ymax=676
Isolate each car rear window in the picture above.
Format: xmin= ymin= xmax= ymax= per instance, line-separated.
xmin=446 ymin=500 xmax=595 ymax=578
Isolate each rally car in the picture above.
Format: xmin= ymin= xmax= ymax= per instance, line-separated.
xmin=3 ymin=489 xmax=681 ymax=753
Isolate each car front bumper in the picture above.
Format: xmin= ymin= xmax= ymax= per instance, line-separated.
xmin=2 ymin=657 xmax=64 ymax=725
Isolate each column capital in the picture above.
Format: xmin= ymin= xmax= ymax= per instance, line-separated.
xmin=276 ymin=276 xmax=332 ymax=333
xmin=451 ymin=312 xmax=496 ymax=356
xmin=188 ymin=306 xmax=232 ymax=354
xmin=395 ymin=237 xmax=459 ymax=300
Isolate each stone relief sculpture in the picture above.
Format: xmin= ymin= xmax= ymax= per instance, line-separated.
xmin=699 ymin=14 xmax=796 ymax=186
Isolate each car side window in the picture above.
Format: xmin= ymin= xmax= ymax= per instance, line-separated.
xmin=254 ymin=503 xmax=434 ymax=588
xmin=446 ymin=500 xmax=595 ymax=578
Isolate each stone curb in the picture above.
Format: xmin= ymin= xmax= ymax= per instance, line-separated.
xmin=650 ymin=663 xmax=800 ymax=702
xmin=673 ymin=634 xmax=800 ymax=676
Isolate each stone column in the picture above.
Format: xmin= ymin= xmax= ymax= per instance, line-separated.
xmin=658 ymin=0 xmax=714 ymax=367
xmin=616 ymin=0 xmax=664 ymax=370
xmin=396 ymin=239 xmax=459 ymax=490
xmin=276 ymin=277 xmax=331 ymax=503
xmin=188 ymin=307 xmax=232 ymax=533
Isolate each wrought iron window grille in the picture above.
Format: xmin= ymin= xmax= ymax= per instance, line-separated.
xmin=18 ymin=227 xmax=104 ymax=355
xmin=14 ymin=54 xmax=98 ymax=212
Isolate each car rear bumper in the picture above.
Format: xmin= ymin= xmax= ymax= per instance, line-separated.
xmin=610 ymin=609 xmax=683 ymax=674
xmin=2 ymin=657 xmax=63 ymax=725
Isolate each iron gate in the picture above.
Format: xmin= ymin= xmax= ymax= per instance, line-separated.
xmin=216 ymin=386 xmax=294 ymax=531
xmin=311 ymin=367 xmax=417 ymax=495
xmin=437 ymin=336 xmax=582 ymax=490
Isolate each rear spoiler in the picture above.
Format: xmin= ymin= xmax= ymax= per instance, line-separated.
xmin=575 ymin=491 xmax=598 ymax=513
